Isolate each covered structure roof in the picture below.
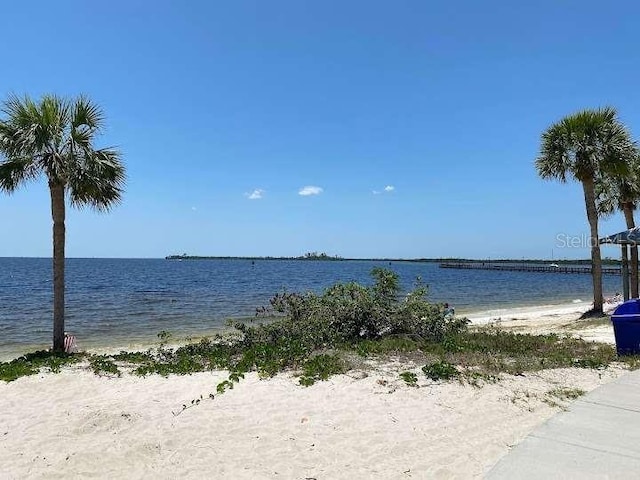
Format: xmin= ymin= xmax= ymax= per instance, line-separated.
xmin=599 ymin=227 xmax=640 ymax=245
xmin=599 ymin=227 xmax=638 ymax=301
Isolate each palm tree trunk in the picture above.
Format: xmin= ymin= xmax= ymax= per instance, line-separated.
xmin=583 ymin=178 xmax=604 ymax=314
xmin=622 ymin=202 xmax=638 ymax=298
xmin=622 ymin=245 xmax=630 ymax=300
xmin=50 ymin=182 xmax=66 ymax=352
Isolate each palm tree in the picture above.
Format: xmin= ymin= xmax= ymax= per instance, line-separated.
xmin=596 ymin=151 xmax=640 ymax=297
xmin=536 ymin=107 xmax=635 ymax=314
xmin=0 ymin=94 xmax=125 ymax=351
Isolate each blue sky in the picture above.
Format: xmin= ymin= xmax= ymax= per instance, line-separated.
xmin=1 ymin=0 xmax=640 ymax=259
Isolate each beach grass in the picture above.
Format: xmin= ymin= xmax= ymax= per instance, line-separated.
xmin=562 ymin=315 xmax=611 ymax=330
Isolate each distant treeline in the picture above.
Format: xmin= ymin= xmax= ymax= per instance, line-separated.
xmin=166 ymin=252 xmax=344 ymax=261
xmin=165 ymin=255 xmax=621 ymax=265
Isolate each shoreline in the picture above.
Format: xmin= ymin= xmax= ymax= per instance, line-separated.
xmin=467 ymin=299 xmax=618 ymax=344
xmin=466 ymin=300 xmax=593 ymax=324
xmin=0 ymin=298 xmax=620 ymax=362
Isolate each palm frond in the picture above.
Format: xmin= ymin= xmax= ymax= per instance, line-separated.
xmin=596 ymin=148 xmax=640 ymax=218
xmin=67 ymin=147 xmax=125 ymax=211
xmin=1 ymin=93 xmax=125 ymax=206
xmin=0 ymin=156 xmax=39 ymax=192
xmin=72 ymin=95 xmax=104 ymax=131
xmin=536 ymin=106 xmax=635 ymax=184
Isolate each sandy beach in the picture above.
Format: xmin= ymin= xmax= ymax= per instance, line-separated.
xmin=467 ymin=300 xmax=619 ymax=344
xmin=0 ymin=302 xmax=626 ymax=479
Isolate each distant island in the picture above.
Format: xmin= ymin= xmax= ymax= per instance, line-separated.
xmin=164 ymin=254 xmax=622 ymax=265
xmin=165 ymin=252 xmax=344 ymax=261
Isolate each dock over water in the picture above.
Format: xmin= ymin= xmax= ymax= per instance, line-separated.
xmin=439 ymin=263 xmax=622 ymax=275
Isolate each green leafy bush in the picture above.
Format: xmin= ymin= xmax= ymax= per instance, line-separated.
xmin=245 ymin=268 xmax=469 ymax=349
xmin=299 ymin=354 xmax=346 ymax=386
xmin=400 ymin=371 xmax=418 ymax=386
xmin=422 ymin=360 xmax=458 ymax=381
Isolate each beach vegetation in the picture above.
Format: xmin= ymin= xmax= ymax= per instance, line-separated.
xmin=422 ymin=361 xmax=458 ymax=381
xmin=112 ymin=350 xmax=155 ymax=364
xmin=399 ymin=371 xmax=418 ymax=386
xmin=543 ymin=387 xmax=586 ymax=409
xmin=245 ymin=267 xmax=468 ymax=349
xmin=562 ymin=316 xmax=611 ymax=330
xmin=89 ymin=356 xmax=121 ymax=377
xmin=535 ymin=107 xmax=636 ymax=315
xmin=0 ymin=94 xmax=125 ymax=352
xmin=299 ymin=354 xmax=346 ymax=386
xmin=0 ymin=350 xmax=81 ymax=382
xmin=547 ymin=387 xmax=586 ymax=401
xmin=355 ymin=336 xmax=424 ymax=356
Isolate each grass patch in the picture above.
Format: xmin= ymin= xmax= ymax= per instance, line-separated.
xmin=622 ymin=355 xmax=640 ymax=370
xmin=562 ymin=316 xmax=611 ymax=330
xmin=547 ymin=387 xmax=586 ymax=401
xmin=544 ymin=387 xmax=586 ymax=408
xmin=433 ymin=329 xmax=617 ymax=375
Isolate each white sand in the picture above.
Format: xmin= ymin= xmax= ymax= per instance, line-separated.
xmin=467 ymin=300 xmax=619 ymax=344
xmin=0 ymin=302 xmax=628 ymax=479
xmin=0 ymin=364 xmax=625 ymax=479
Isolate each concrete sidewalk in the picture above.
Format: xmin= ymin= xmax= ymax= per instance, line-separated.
xmin=486 ymin=369 xmax=640 ymax=479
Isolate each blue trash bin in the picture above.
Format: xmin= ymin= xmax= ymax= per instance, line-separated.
xmin=611 ymin=299 xmax=640 ymax=355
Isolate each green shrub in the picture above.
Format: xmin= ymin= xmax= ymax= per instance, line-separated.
xmin=422 ymin=360 xmax=458 ymax=381
xmin=249 ymin=268 xmax=469 ymax=349
xmin=400 ymin=371 xmax=418 ymax=386
xmin=299 ymin=354 xmax=346 ymax=386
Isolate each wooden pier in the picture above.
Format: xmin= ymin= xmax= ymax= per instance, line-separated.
xmin=439 ymin=263 xmax=622 ymax=275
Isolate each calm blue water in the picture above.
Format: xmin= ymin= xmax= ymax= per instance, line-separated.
xmin=0 ymin=258 xmax=621 ymax=358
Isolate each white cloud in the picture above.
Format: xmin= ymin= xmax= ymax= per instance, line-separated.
xmin=191 ymin=206 xmax=197 ymax=211
xmin=298 ymin=186 xmax=323 ymax=196
xmin=373 ymin=185 xmax=395 ymax=195
xmin=245 ymin=189 xmax=265 ymax=200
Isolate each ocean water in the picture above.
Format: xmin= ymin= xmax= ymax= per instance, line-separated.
xmin=0 ymin=258 xmax=622 ymax=358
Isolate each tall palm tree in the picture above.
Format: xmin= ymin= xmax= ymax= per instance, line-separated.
xmin=536 ymin=107 xmax=635 ymax=315
xmin=0 ymin=94 xmax=125 ymax=351
xmin=596 ymin=151 xmax=640 ymax=297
